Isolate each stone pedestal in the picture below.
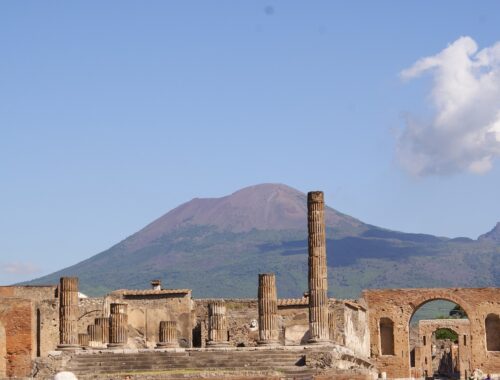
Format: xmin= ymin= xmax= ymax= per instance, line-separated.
xmin=95 ymin=317 xmax=109 ymax=344
xmin=108 ymin=303 xmax=128 ymax=348
xmin=78 ymin=333 xmax=89 ymax=347
xmin=307 ymin=191 xmax=330 ymax=344
xmin=87 ymin=324 xmax=101 ymax=343
xmin=156 ymin=321 xmax=179 ymax=348
xmin=207 ymin=300 xmax=229 ymax=347
xmin=257 ymin=273 xmax=279 ymax=346
xmin=57 ymin=277 xmax=80 ymax=350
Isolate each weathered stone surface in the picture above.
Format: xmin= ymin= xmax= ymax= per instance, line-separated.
xmin=78 ymin=333 xmax=89 ymax=347
xmin=95 ymin=317 xmax=109 ymax=344
xmin=307 ymin=191 xmax=330 ymax=343
xmin=0 ymin=298 xmax=32 ymax=377
xmin=415 ymin=319 xmax=470 ymax=379
xmin=58 ymin=277 xmax=80 ymax=350
xmin=156 ymin=321 xmax=178 ymax=348
xmin=364 ymin=287 xmax=500 ymax=379
xmin=207 ymin=300 xmax=230 ymax=346
xmin=257 ymin=273 xmax=279 ymax=345
xmin=108 ymin=303 xmax=128 ymax=348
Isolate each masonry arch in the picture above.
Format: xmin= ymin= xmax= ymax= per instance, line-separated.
xmin=363 ymin=288 xmax=500 ymax=379
xmin=409 ymin=299 xmax=470 ymax=380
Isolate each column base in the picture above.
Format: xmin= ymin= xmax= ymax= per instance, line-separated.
xmin=307 ymin=338 xmax=332 ymax=345
xmin=156 ymin=342 xmax=179 ymax=348
xmin=107 ymin=343 xmax=126 ymax=349
xmin=206 ymin=341 xmax=230 ymax=347
xmin=57 ymin=344 xmax=81 ymax=351
xmin=257 ymin=340 xmax=280 ymax=347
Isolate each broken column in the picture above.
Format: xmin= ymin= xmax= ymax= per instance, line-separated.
xmin=156 ymin=321 xmax=179 ymax=348
xmin=307 ymin=191 xmax=330 ymax=344
xmin=78 ymin=333 xmax=89 ymax=347
xmin=108 ymin=303 xmax=128 ymax=348
xmin=207 ymin=300 xmax=229 ymax=346
xmin=95 ymin=317 xmax=109 ymax=344
xmin=87 ymin=324 xmax=101 ymax=346
xmin=258 ymin=273 xmax=279 ymax=345
xmin=58 ymin=277 xmax=80 ymax=350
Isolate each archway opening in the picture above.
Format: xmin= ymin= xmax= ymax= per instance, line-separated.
xmin=409 ymin=300 xmax=468 ymax=380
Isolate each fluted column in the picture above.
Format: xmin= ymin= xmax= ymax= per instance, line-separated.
xmin=87 ymin=324 xmax=101 ymax=343
xmin=207 ymin=300 xmax=229 ymax=347
xmin=156 ymin=321 xmax=179 ymax=348
xmin=258 ymin=273 xmax=279 ymax=345
xmin=108 ymin=303 xmax=128 ymax=348
xmin=307 ymin=191 xmax=330 ymax=344
xmin=78 ymin=333 xmax=89 ymax=347
xmin=58 ymin=277 xmax=80 ymax=350
xmin=95 ymin=317 xmax=109 ymax=344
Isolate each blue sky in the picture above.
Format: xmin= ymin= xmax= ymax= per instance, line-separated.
xmin=1 ymin=1 xmax=500 ymax=284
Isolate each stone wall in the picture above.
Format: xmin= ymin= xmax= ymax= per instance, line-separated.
xmin=415 ymin=319 xmax=470 ymax=379
xmin=193 ymin=298 xmax=370 ymax=351
xmin=363 ymin=287 xmax=500 ymax=379
xmin=0 ymin=297 xmax=33 ymax=377
xmin=333 ymin=300 xmax=370 ymax=358
xmin=106 ymin=290 xmax=193 ymax=348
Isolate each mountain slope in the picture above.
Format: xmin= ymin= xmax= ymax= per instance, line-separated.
xmin=27 ymin=184 xmax=500 ymax=298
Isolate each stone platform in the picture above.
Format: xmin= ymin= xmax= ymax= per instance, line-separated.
xmin=32 ymin=345 xmax=375 ymax=380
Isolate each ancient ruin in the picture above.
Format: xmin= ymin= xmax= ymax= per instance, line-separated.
xmin=0 ymin=190 xmax=498 ymax=379
xmin=57 ymin=277 xmax=80 ymax=350
xmin=307 ymin=191 xmax=330 ymax=344
xmin=258 ymin=273 xmax=279 ymax=345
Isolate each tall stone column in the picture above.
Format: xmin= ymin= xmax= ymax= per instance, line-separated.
xmin=108 ymin=303 xmax=128 ymax=348
xmin=95 ymin=317 xmax=109 ymax=344
xmin=58 ymin=277 xmax=80 ymax=350
xmin=258 ymin=273 xmax=279 ymax=345
xmin=156 ymin=321 xmax=179 ymax=348
xmin=207 ymin=300 xmax=229 ymax=347
xmin=307 ymin=191 xmax=330 ymax=344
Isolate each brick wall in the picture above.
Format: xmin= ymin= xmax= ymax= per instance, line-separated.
xmin=0 ymin=298 xmax=33 ymax=377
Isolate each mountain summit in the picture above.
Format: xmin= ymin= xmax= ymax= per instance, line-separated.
xmin=131 ymin=183 xmax=365 ymax=248
xmin=27 ymin=184 xmax=500 ymax=298
xmin=478 ymin=222 xmax=500 ymax=242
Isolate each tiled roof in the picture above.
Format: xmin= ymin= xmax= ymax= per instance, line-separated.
xmin=277 ymin=298 xmax=308 ymax=306
xmin=111 ymin=289 xmax=191 ymax=296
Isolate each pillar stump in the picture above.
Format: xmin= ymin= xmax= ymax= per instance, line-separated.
xmin=95 ymin=317 xmax=109 ymax=344
xmin=87 ymin=324 xmax=101 ymax=347
xmin=156 ymin=321 xmax=179 ymax=348
xmin=307 ymin=191 xmax=330 ymax=344
xmin=108 ymin=303 xmax=128 ymax=348
xmin=258 ymin=273 xmax=279 ymax=346
xmin=57 ymin=277 xmax=80 ymax=350
xmin=78 ymin=333 xmax=89 ymax=347
xmin=207 ymin=300 xmax=229 ymax=347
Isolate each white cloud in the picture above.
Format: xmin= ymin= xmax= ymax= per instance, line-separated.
xmin=2 ymin=261 xmax=40 ymax=275
xmin=398 ymin=36 xmax=500 ymax=176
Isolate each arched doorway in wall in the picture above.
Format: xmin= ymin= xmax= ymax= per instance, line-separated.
xmin=409 ymin=300 xmax=470 ymax=380
xmin=0 ymin=321 xmax=6 ymax=377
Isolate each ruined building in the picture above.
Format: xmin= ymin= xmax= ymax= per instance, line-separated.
xmin=0 ymin=191 xmax=499 ymax=379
